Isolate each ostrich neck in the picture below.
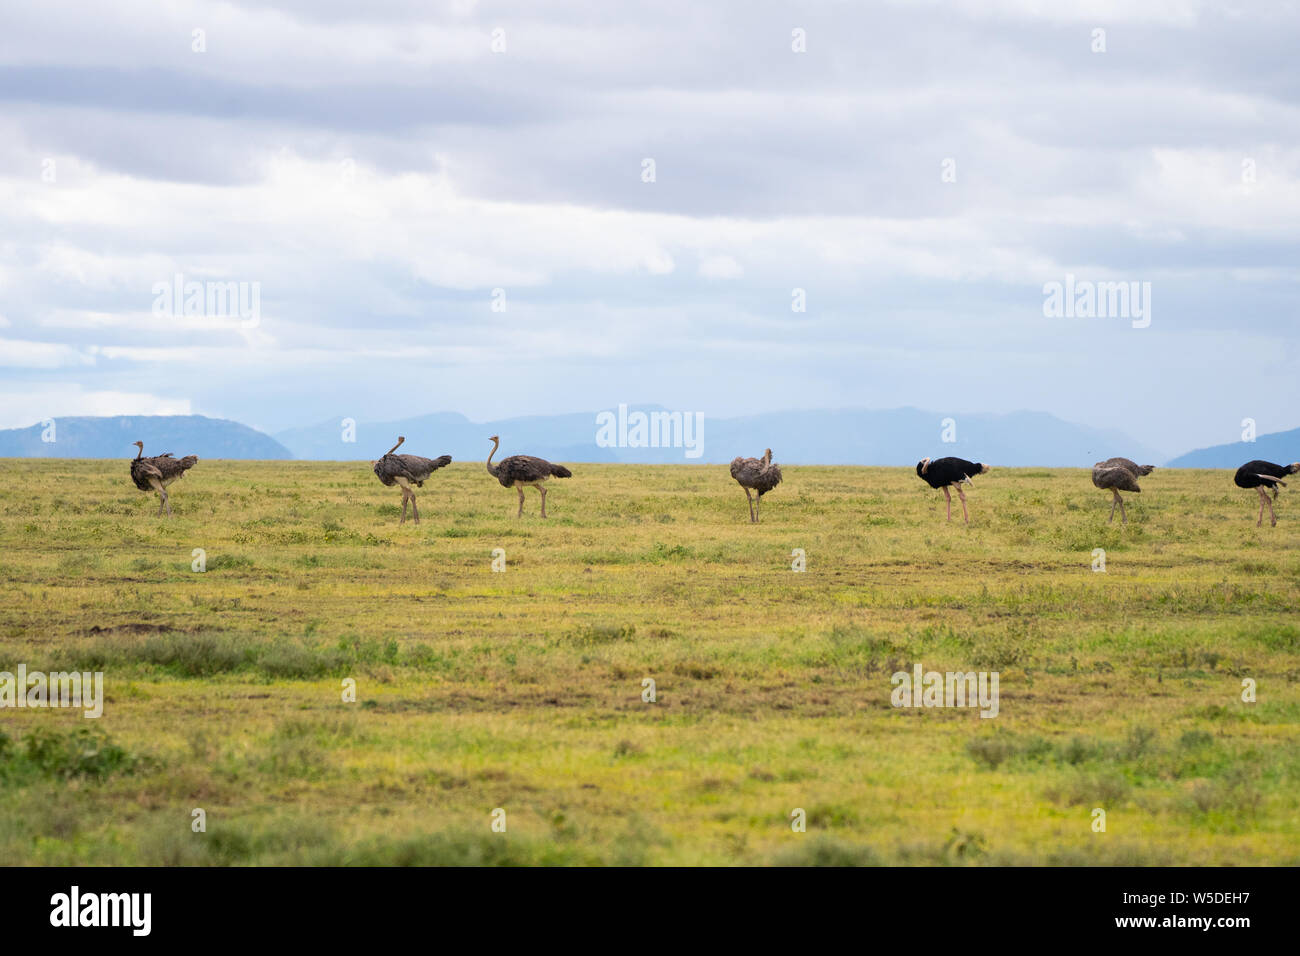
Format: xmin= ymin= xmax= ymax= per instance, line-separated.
xmin=486 ymin=441 xmax=500 ymax=476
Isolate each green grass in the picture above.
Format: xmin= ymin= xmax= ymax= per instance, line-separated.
xmin=0 ymin=459 xmax=1297 ymax=865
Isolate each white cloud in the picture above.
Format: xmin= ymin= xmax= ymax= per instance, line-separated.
xmin=0 ymin=338 xmax=95 ymax=368
xmin=0 ymin=0 xmax=1297 ymax=455
xmin=0 ymin=388 xmax=192 ymax=430
xmin=893 ymin=0 xmax=1206 ymax=25
xmin=699 ymin=255 xmax=743 ymax=279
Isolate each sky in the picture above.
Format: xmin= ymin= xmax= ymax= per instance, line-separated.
xmin=0 ymin=0 xmax=1297 ymax=458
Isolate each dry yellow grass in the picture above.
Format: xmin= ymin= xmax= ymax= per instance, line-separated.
xmin=1 ymin=459 xmax=1297 ymax=864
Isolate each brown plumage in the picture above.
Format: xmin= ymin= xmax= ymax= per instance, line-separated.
xmin=486 ymin=435 xmax=572 ymax=518
xmin=1091 ymin=457 xmax=1154 ymax=525
xmin=129 ymin=441 xmax=198 ymax=517
xmin=372 ymin=436 xmax=451 ymax=524
xmin=730 ymin=448 xmax=782 ymax=523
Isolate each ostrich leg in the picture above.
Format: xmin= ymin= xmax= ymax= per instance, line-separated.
xmin=943 ymin=485 xmax=952 ymax=522
xmin=393 ymin=477 xmax=412 ymax=524
xmin=411 ymin=491 xmax=420 ymax=524
xmin=1266 ymin=489 xmax=1278 ymax=527
xmin=1109 ymin=489 xmax=1120 ymax=523
xmin=1257 ymin=487 xmax=1267 ymax=527
xmin=744 ymin=488 xmax=755 ymax=522
xmin=755 ymin=493 xmax=761 ymax=523
xmin=539 ymin=485 xmax=548 ymax=519
xmin=150 ymin=478 xmax=170 ymax=516
xmin=1117 ymin=495 xmax=1127 ymax=525
xmin=516 ymin=486 xmax=525 ymax=518
xmin=957 ymin=485 xmax=969 ymax=524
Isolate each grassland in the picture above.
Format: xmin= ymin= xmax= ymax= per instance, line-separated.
xmin=1 ymin=458 xmax=1298 ymax=866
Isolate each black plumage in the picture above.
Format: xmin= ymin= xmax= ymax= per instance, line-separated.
xmin=915 ymin=456 xmax=990 ymax=523
xmin=1234 ymin=459 xmax=1300 ymax=527
xmin=729 ymin=449 xmax=782 ymax=522
xmin=1091 ymin=457 xmax=1154 ymax=524
xmin=130 ymin=441 xmax=198 ymax=516
xmin=916 ymin=456 xmax=987 ymax=489
xmin=372 ymin=436 xmax=451 ymax=524
xmin=1234 ymin=459 xmax=1298 ymax=490
xmin=486 ymin=435 xmax=572 ymax=518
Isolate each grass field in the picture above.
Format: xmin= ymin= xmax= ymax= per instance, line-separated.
xmin=1 ymin=458 xmax=1298 ymax=866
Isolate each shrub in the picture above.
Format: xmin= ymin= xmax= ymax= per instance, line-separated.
xmin=774 ymin=836 xmax=880 ymax=867
xmin=0 ymin=728 xmax=140 ymax=783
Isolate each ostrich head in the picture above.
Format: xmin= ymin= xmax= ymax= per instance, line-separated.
xmin=917 ymin=457 xmax=931 ymax=476
xmin=1288 ymin=463 xmax=1300 ymax=474
xmin=489 ymin=435 xmax=500 ymax=444
xmin=978 ymin=464 xmax=991 ymax=474
xmin=133 ymin=440 xmax=144 ymax=459
xmin=763 ymin=448 xmax=773 ymax=463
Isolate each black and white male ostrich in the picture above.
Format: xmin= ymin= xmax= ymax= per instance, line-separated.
xmin=916 ymin=456 xmax=990 ymax=524
xmin=1234 ymin=459 xmax=1300 ymax=527
xmin=729 ymin=448 xmax=782 ymax=523
xmin=486 ymin=435 xmax=572 ymax=518
xmin=130 ymin=441 xmax=198 ymax=517
xmin=1091 ymin=457 xmax=1154 ymax=524
xmin=372 ymin=436 xmax=451 ymax=524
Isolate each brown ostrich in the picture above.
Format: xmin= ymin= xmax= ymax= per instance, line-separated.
xmin=485 ymin=435 xmax=572 ymax=518
xmin=372 ymin=436 xmax=451 ymax=524
xmin=130 ymin=441 xmax=198 ymax=516
xmin=1091 ymin=457 xmax=1154 ymax=524
xmin=729 ymin=448 xmax=783 ymax=522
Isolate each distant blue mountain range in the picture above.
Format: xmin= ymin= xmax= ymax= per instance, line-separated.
xmin=274 ymin=405 xmax=1166 ymax=467
xmin=4 ymin=408 xmax=1288 ymax=466
xmin=0 ymin=415 xmax=292 ymax=459
xmin=1167 ymin=427 xmax=1300 ymax=468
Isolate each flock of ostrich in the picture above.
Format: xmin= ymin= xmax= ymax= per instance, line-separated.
xmin=128 ymin=438 xmax=1300 ymax=528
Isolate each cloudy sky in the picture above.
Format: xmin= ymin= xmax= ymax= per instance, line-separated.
xmin=1 ymin=0 xmax=1297 ymax=456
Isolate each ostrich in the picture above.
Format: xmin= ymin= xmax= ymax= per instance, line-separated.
xmin=485 ymin=435 xmax=572 ymax=518
xmin=916 ymin=456 xmax=990 ymax=524
xmin=1091 ymin=457 xmax=1154 ymax=524
xmin=372 ymin=436 xmax=451 ymax=524
xmin=1234 ymin=460 xmax=1300 ymax=527
xmin=130 ymin=441 xmax=198 ymax=516
xmin=729 ymin=448 xmax=782 ymax=523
